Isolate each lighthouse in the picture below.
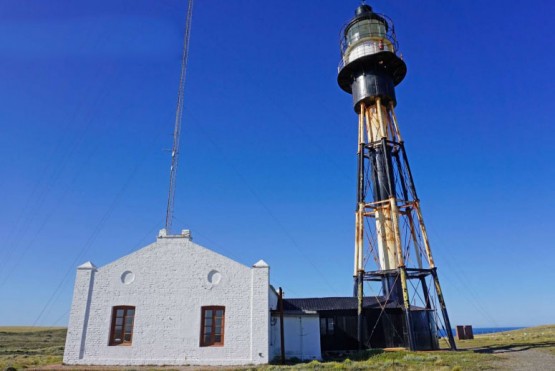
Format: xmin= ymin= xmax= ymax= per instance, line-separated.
xmin=337 ymin=4 xmax=457 ymax=350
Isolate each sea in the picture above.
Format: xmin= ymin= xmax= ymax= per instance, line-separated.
xmin=439 ymin=327 xmax=524 ymax=337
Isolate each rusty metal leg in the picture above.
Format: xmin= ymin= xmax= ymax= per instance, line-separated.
xmin=400 ymin=266 xmax=416 ymax=350
xmin=431 ymin=268 xmax=457 ymax=350
xmin=357 ymin=270 xmax=364 ymax=350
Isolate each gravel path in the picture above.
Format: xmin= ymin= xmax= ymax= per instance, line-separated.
xmin=492 ymin=347 xmax=555 ymax=370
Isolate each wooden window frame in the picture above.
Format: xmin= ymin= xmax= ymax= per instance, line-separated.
xmin=200 ymin=306 xmax=225 ymax=347
xmin=109 ymin=306 xmax=135 ymax=346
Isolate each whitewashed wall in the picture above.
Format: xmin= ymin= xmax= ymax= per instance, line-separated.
xmin=64 ymin=232 xmax=270 ymax=366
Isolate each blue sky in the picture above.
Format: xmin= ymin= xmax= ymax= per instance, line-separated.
xmin=0 ymin=0 xmax=554 ymax=328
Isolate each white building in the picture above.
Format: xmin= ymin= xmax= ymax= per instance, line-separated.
xmin=63 ymin=229 xmax=274 ymax=366
xmin=269 ymin=310 xmax=322 ymax=361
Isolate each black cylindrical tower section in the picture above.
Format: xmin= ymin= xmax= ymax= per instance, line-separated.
xmin=337 ymin=4 xmax=406 ymax=112
xmin=351 ymin=68 xmax=396 ymax=109
xmin=370 ymin=145 xmax=396 ymax=201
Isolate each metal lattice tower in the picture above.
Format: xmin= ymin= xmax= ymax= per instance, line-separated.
xmin=337 ymin=4 xmax=456 ymax=350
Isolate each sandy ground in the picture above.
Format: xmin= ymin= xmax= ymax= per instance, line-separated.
xmin=492 ymin=347 xmax=555 ymax=371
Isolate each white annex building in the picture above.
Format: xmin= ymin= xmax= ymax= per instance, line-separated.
xmin=64 ymin=230 xmax=271 ymax=366
xmin=63 ymin=229 xmax=322 ymax=366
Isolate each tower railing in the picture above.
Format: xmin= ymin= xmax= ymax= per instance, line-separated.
xmin=338 ymin=39 xmax=396 ymax=72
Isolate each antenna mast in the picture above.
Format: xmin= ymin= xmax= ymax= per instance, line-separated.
xmin=165 ymin=0 xmax=194 ymax=233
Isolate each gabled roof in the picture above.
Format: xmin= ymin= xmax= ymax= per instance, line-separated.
xmin=282 ymin=296 xmax=401 ymax=313
xmin=93 ymin=231 xmax=260 ymax=273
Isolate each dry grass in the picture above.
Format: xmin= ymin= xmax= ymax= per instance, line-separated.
xmin=0 ymin=327 xmax=65 ymax=370
xmin=456 ymin=325 xmax=555 ymax=355
xmin=0 ymin=327 xmax=64 ymax=334
xmin=0 ymin=325 xmax=553 ymax=370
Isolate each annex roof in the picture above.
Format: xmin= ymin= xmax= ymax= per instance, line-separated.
xmin=281 ymin=296 xmax=401 ymax=313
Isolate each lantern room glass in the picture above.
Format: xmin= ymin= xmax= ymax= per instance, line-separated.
xmin=346 ymin=19 xmax=387 ymax=47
